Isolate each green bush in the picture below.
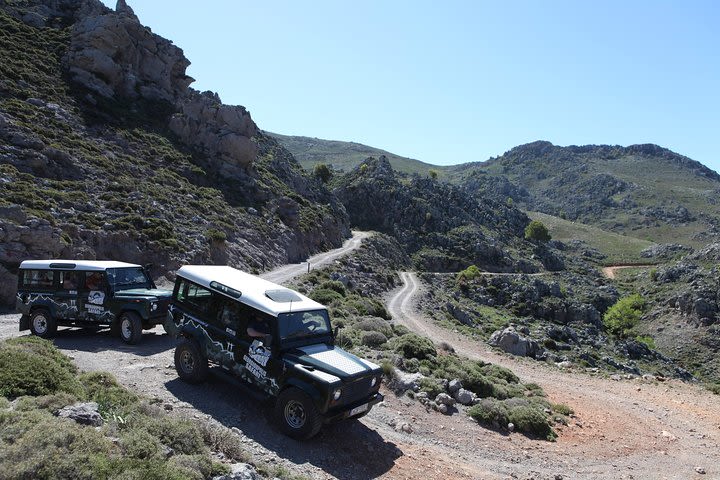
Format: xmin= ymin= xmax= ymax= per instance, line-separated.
xmin=524 ymin=220 xmax=551 ymax=242
xmin=380 ymin=360 xmax=397 ymax=379
xmin=418 ymin=377 xmax=443 ymax=398
xmin=79 ymin=372 xmax=138 ymax=415
xmin=468 ymin=398 xmax=509 ymax=427
xmin=313 ymin=163 xmax=332 ymax=183
xmin=456 ymin=265 xmax=481 ymax=283
xmin=393 ymin=333 xmax=436 ymax=360
xmin=205 ymin=228 xmax=227 ymax=243
xmin=635 ymin=335 xmax=656 ymax=350
xmin=0 ymin=338 xmax=83 ymax=398
xmin=361 ymin=331 xmax=388 ymax=347
xmin=355 ymin=317 xmax=393 ymax=338
xmin=603 ymin=294 xmax=646 ymax=337
xmin=318 ymin=280 xmax=346 ymax=296
xmin=551 ymin=403 xmax=574 ymax=416
xmin=308 ymin=288 xmax=344 ymax=305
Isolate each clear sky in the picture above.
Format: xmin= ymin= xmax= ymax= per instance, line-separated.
xmin=102 ymin=1 xmax=720 ymax=172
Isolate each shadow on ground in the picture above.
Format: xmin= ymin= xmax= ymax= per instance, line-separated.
xmin=166 ymin=375 xmax=402 ymax=480
xmin=52 ymin=327 xmax=174 ymax=357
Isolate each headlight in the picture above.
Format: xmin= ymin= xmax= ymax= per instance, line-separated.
xmin=151 ymin=302 xmax=158 ymax=311
xmin=333 ymin=389 xmax=342 ymax=401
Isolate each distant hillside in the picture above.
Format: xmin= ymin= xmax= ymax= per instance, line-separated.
xmin=268 ymin=132 xmax=439 ymax=176
xmin=453 ymin=142 xmax=720 ymax=247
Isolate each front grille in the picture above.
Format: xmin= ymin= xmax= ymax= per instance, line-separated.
xmin=339 ymin=375 xmax=378 ymax=405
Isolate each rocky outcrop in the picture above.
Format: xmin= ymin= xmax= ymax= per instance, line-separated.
xmin=64 ymin=0 xmax=192 ymax=102
xmin=488 ymin=327 xmax=543 ymax=358
xmin=169 ymin=91 xmax=258 ymax=173
xmin=56 ymin=402 xmax=103 ymax=427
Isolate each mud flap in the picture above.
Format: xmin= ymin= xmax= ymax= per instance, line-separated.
xmin=19 ymin=314 xmax=30 ymax=331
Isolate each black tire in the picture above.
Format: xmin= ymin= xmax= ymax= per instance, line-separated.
xmin=275 ymin=387 xmax=322 ymax=440
xmin=174 ymin=339 xmax=209 ymax=384
xmin=118 ymin=311 xmax=143 ymax=344
xmin=29 ymin=309 xmax=56 ymax=338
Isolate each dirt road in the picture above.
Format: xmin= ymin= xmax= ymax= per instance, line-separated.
xmin=385 ymin=271 xmax=720 ymax=479
xmin=260 ymin=231 xmax=372 ymax=285
xmin=601 ymin=264 xmax=655 ymax=279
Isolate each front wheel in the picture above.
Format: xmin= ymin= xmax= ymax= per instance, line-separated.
xmin=174 ymin=339 xmax=209 ymax=384
xmin=118 ymin=312 xmax=143 ymax=344
xmin=275 ymin=388 xmax=322 ymax=440
xmin=29 ymin=309 xmax=56 ymax=338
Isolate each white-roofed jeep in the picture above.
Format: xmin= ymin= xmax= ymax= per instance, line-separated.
xmin=166 ymin=265 xmax=384 ymax=439
xmin=16 ymin=260 xmax=172 ymax=344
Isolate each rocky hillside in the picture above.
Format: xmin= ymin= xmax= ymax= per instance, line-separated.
xmin=332 ymin=156 xmax=565 ymax=273
xmin=452 ymin=141 xmax=720 ymax=247
xmin=0 ymin=0 xmax=349 ymax=305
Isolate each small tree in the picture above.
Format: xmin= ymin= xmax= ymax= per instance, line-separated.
xmin=313 ymin=163 xmax=332 ymax=183
xmin=524 ymin=220 xmax=551 ymax=242
xmin=428 ymin=169 xmax=439 ymax=180
xmin=603 ymin=294 xmax=646 ymax=337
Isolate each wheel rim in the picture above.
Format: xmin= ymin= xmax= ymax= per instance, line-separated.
xmin=284 ymin=400 xmax=306 ymax=429
xmin=33 ymin=314 xmax=47 ymax=334
xmin=121 ymin=319 xmax=132 ymax=339
xmin=179 ymin=349 xmax=195 ymax=373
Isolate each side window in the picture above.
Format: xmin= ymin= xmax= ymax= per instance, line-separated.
xmin=216 ymin=298 xmax=243 ymax=331
xmin=59 ymin=271 xmax=80 ymax=290
xmin=177 ymin=280 xmax=214 ymax=315
xmin=22 ymin=270 xmax=54 ymax=288
xmin=84 ymin=272 xmax=106 ymax=291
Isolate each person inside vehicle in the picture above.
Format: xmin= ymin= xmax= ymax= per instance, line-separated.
xmin=86 ymin=272 xmax=103 ymax=290
xmin=63 ymin=272 xmax=78 ymax=290
xmin=247 ymin=314 xmax=270 ymax=339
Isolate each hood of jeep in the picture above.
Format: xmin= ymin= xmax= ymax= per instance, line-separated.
xmin=115 ymin=288 xmax=172 ymax=299
xmin=288 ymin=344 xmax=380 ymax=380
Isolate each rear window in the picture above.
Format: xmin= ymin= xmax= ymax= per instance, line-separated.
xmin=21 ymin=270 xmax=54 ymax=288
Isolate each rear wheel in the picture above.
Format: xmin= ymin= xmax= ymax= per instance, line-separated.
xmin=29 ymin=309 xmax=56 ymax=338
xmin=118 ymin=312 xmax=143 ymax=344
xmin=275 ymin=387 xmax=322 ymax=440
xmin=174 ymin=339 xmax=209 ymax=384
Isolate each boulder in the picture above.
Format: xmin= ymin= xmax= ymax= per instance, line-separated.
xmin=488 ymin=326 xmax=543 ymax=358
xmin=454 ymin=388 xmax=475 ymax=405
xmin=448 ymin=378 xmax=462 ymax=394
xmin=435 ymin=393 xmax=456 ymax=406
xmin=392 ymin=371 xmax=424 ymax=392
xmin=57 ymin=402 xmax=103 ymax=427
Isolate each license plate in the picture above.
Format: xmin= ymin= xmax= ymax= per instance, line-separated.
xmin=349 ymin=403 xmax=368 ymax=416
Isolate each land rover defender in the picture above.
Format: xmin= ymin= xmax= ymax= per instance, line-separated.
xmin=16 ymin=260 xmax=172 ymax=344
xmin=166 ymin=265 xmax=384 ymax=439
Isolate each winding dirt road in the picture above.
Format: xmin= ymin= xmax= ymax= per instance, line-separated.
xmin=386 ymin=271 xmax=720 ymax=479
xmin=601 ymin=264 xmax=655 ymax=279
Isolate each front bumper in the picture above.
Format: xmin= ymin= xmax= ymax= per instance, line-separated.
xmin=323 ymin=392 xmax=384 ymax=424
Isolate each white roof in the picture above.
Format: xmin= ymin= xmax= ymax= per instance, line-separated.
xmin=19 ymin=260 xmax=141 ymax=271
xmin=177 ymin=265 xmax=326 ymax=317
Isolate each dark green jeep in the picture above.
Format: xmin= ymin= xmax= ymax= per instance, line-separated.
xmin=166 ymin=265 xmax=384 ymax=439
xmin=16 ymin=260 xmax=172 ymax=344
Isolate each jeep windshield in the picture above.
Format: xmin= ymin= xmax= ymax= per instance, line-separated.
xmin=107 ymin=267 xmax=151 ymax=291
xmin=278 ymin=310 xmax=331 ymax=344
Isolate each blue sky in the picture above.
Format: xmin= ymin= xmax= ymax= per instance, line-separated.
xmin=103 ymin=1 xmax=720 ymax=172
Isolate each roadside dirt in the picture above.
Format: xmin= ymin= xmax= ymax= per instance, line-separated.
xmin=601 ymin=264 xmax=655 ymax=279
xmin=385 ymin=271 xmax=720 ymax=480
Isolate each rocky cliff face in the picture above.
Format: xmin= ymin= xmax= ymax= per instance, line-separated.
xmin=333 ymin=156 xmax=558 ymax=272
xmin=0 ymin=0 xmax=348 ymax=305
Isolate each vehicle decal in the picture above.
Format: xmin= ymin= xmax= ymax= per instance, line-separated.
xmin=173 ymin=307 xmax=279 ymax=395
xmin=88 ymin=291 xmax=105 ymax=305
xmin=294 ymin=364 xmax=340 ymax=383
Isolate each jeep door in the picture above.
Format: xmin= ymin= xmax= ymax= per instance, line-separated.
xmin=54 ymin=270 xmax=80 ymax=321
xmin=80 ymin=271 xmax=111 ymax=323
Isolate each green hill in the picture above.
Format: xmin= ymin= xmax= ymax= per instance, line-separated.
xmin=267 ymin=132 xmax=439 ymax=176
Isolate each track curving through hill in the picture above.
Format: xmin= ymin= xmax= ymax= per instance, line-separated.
xmin=385 ymin=271 xmax=720 ymax=479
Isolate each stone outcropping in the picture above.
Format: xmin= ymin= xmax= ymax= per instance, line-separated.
xmin=57 ymin=402 xmax=104 ymax=427
xmin=65 ymin=0 xmax=192 ymax=102
xmin=488 ymin=326 xmax=543 ymax=358
xmin=169 ymin=91 xmax=258 ymax=174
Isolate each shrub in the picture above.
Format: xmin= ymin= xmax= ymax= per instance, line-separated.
xmin=380 ymin=361 xmax=397 ymax=379
xmin=318 ymin=280 xmax=346 ymax=296
xmin=418 ymin=377 xmax=443 ymax=398
xmin=313 ymin=163 xmax=332 ymax=183
xmin=456 ymin=265 xmax=481 ymax=283
xmin=198 ymin=421 xmax=249 ymax=462
xmin=361 ymin=331 xmax=388 ymax=347
xmin=551 ymin=403 xmax=574 ymax=416
xmin=79 ymin=372 xmax=138 ymax=415
xmin=507 ymin=404 xmax=555 ymax=440
xmin=308 ymin=288 xmax=344 ymax=305
xmin=524 ymin=220 xmax=551 ymax=242
xmin=635 ymin=335 xmax=656 ymax=350
xmin=0 ymin=338 xmax=83 ymax=398
xmin=603 ymin=294 xmax=646 ymax=337
xmin=355 ymin=317 xmax=393 ymax=337
xmin=205 ymin=228 xmax=227 ymax=243
xmin=393 ymin=333 xmax=436 ymax=360
xmin=468 ymin=398 xmax=509 ymax=427
xmin=428 ymin=169 xmax=438 ymax=179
